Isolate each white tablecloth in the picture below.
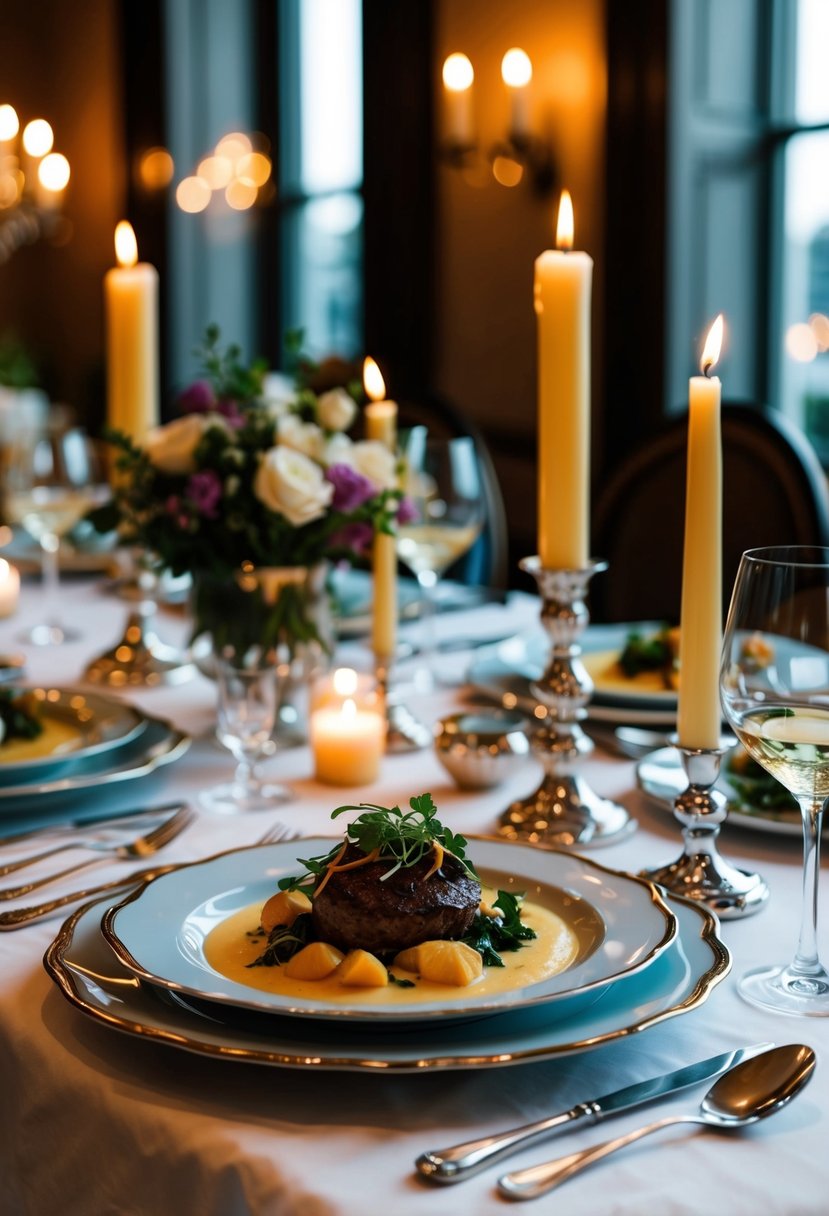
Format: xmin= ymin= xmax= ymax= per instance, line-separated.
xmin=0 ymin=579 xmax=826 ymax=1215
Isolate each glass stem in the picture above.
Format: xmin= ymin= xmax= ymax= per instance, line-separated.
xmin=41 ymin=532 xmax=61 ymax=626
xmin=417 ymin=569 xmax=438 ymax=686
xmin=792 ymin=796 xmax=826 ymax=978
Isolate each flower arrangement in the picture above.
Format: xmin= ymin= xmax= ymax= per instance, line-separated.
xmin=94 ymin=327 xmax=408 ymax=653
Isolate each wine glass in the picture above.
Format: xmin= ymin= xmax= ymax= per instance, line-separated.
xmin=721 ymin=545 xmax=829 ymax=1015
xmin=397 ymin=433 xmax=485 ymax=686
xmin=4 ymin=423 xmax=109 ymax=645
xmin=200 ymin=647 xmax=291 ymax=813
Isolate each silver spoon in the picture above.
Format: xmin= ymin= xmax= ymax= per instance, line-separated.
xmin=498 ymin=1044 xmax=816 ymax=1201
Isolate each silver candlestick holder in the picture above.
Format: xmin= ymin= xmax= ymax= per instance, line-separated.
xmin=499 ymin=557 xmax=632 ymax=847
xmin=85 ymin=555 xmax=195 ymax=688
xmin=640 ymin=742 xmax=768 ymax=919
xmin=374 ymin=654 xmax=432 ymax=752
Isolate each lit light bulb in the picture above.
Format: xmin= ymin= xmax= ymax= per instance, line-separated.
xmin=442 ymin=52 xmax=474 ymax=92
xmin=501 ymin=48 xmax=532 ymax=88
xmin=38 ymin=152 xmax=70 ymax=192
xmin=0 ymin=105 xmax=19 ymax=142
xmin=22 ymin=119 xmax=53 ymax=158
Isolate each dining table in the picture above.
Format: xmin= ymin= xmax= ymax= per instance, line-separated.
xmin=0 ymin=573 xmax=826 ymax=1216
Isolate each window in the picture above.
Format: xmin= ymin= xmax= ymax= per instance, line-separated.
xmin=775 ymin=0 xmax=829 ymax=460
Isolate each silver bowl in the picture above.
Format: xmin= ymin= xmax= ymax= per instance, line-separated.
xmin=434 ymin=710 xmax=531 ymax=789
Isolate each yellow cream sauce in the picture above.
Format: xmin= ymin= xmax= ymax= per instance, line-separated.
xmin=582 ymin=649 xmax=676 ymax=695
xmin=203 ymin=888 xmax=580 ymax=1007
xmin=0 ymin=718 xmax=82 ymax=765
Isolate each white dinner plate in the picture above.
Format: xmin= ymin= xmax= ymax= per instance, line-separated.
xmin=45 ymin=888 xmax=729 ymax=1072
xmin=468 ymin=623 xmax=678 ymax=724
xmin=102 ymin=839 xmax=677 ymax=1023
xmin=0 ymin=687 xmax=146 ymax=783
xmin=637 ymin=746 xmax=809 ymax=838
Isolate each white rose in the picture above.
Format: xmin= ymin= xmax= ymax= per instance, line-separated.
xmin=143 ymin=413 xmax=224 ymax=474
xmin=254 ymin=446 xmax=334 ymax=526
xmin=278 ymin=414 xmax=325 ymax=461
xmin=260 ymin=371 xmax=297 ymax=419
xmin=321 ymin=432 xmax=354 ymax=467
xmin=349 ymin=440 xmax=397 ymax=491
xmin=316 ymin=387 xmax=356 ymax=433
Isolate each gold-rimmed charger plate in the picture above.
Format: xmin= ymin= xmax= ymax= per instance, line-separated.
xmin=44 ymin=883 xmax=729 ymax=1072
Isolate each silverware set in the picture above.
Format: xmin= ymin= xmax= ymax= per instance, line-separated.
xmin=0 ymin=812 xmax=297 ymax=929
xmin=417 ymin=1043 xmax=815 ymax=1200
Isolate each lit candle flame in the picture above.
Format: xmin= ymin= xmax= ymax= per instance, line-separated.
xmin=342 ymin=697 xmax=357 ymax=720
xmin=363 ymin=356 xmax=386 ymax=402
xmin=556 ymin=189 xmax=574 ymax=251
xmin=442 ymin=53 xmax=474 ymax=93
xmin=501 ymin=48 xmax=532 ymax=88
xmin=700 ymin=314 xmax=724 ymax=376
xmin=114 ymin=220 xmax=138 ymax=268
xmin=332 ymin=667 xmax=359 ymax=697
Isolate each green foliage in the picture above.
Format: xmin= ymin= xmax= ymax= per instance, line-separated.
xmin=0 ymin=334 xmax=38 ymax=389
xmin=278 ymin=794 xmax=478 ymax=891
xmin=0 ymin=690 xmax=44 ymax=741
xmin=194 ymin=324 xmax=268 ymax=402
xmin=246 ymin=913 xmax=314 ymax=968
xmin=618 ymin=626 xmax=674 ymax=678
xmin=463 ymin=891 xmax=537 ymax=967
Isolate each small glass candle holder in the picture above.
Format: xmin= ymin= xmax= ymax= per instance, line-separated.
xmin=310 ymin=667 xmax=386 ymax=786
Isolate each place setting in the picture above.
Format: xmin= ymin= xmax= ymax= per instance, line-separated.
xmin=4 ymin=10 xmax=829 ymax=1209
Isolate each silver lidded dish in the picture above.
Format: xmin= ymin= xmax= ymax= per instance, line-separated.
xmin=434 ymin=710 xmax=531 ymax=789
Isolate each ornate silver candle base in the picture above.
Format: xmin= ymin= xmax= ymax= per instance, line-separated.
xmin=499 ymin=557 xmax=632 ymax=848
xmin=641 ymin=743 xmax=769 ymax=919
xmin=85 ymin=563 xmax=195 ymax=688
xmin=375 ymin=656 xmax=431 ymax=752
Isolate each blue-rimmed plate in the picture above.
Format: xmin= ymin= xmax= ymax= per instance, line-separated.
xmin=102 ymin=839 xmax=677 ymax=1024
xmin=0 ymin=687 xmax=146 ymax=784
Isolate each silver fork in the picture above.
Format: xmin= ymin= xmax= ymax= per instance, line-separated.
xmin=0 ymin=805 xmax=195 ymax=901
xmin=0 ymin=813 xmax=294 ymax=930
xmin=0 ymin=802 xmax=188 ymax=877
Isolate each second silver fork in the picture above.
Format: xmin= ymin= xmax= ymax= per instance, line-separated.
xmin=0 ymin=805 xmax=195 ymax=901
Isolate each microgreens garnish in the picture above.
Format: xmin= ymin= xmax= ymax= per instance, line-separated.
xmin=277 ymin=794 xmax=477 ymax=892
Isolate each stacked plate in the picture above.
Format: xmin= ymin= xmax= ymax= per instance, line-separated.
xmin=468 ymin=622 xmax=677 ymax=726
xmin=45 ymin=838 xmax=730 ymax=1072
xmin=0 ymin=687 xmax=190 ymax=815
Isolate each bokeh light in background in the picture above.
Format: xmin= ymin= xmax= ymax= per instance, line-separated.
xmin=175 ymin=175 xmax=211 ymax=214
xmin=139 ymin=147 xmax=175 ymax=190
xmin=165 ymin=131 xmax=273 ymax=213
xmin=492 ymin=155 xmax=523 ymax=187
xmin=786 ymin=321 xmax=819 ymax=362
xmin=809 ymin=312 xmax=829 ymax=352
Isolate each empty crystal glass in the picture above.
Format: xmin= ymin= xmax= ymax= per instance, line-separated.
xmin=200 ymin=648 xmax=291 ymax=813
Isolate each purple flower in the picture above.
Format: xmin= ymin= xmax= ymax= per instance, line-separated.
xmin=396 ymin=496 xmax=419 ymax=525
xmin=216 ymin=398 xmax=246 ymax=429
xmin=185 ymin=469 xmax=222 ymax=519
xmin=176 ymin=379 xmax=216 ymax=415
xmin=326 ymin=463 xmax=376 ymax=512
xmin=330 ymin=521 xmax=374 ymax=557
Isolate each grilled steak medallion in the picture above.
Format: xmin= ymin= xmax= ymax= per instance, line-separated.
xmin=311 ymin=843 xmax=481 ymax=955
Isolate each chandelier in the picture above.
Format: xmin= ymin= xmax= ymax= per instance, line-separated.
xmin=0 ymin=104 xmax=70 ymax=264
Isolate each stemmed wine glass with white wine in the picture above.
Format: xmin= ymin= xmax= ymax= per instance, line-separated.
xmin=721 ymin=545 xmax=829 ymax=1016
xmin=5 ymin=423 xmax=109 ymax=645
xmin=397 ymin=432 xmax=484 ymax=685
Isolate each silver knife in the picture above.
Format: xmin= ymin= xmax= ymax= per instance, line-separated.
xmin=415 ymin=1043 xmax=773 ymax=1184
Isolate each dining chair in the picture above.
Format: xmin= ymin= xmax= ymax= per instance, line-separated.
xmin=590 ymin=403 xmax=829 ymax=623
xmin=399 ymin=394 xmax=509 ymax=590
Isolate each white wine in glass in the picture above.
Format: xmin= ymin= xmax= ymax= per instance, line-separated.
xmin=5 ymin=425 xmax=108 ymax=645
xmin=397 ymin=433 xmax=484 ymax=682
xmin=721 ymin=545 xmax=829 ymax=1016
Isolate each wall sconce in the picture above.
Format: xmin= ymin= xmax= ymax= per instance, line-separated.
xmin=0 ymin=105 xmax=71 ymax=263
xmin=439 ymin=49 xmax=557 ymax=195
